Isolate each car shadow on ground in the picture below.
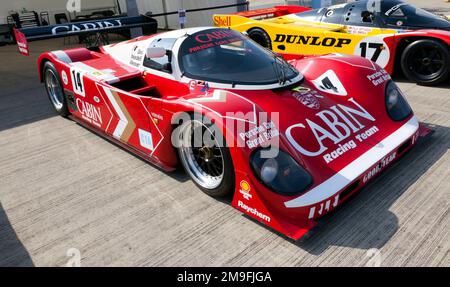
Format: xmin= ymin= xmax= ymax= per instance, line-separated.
xmin=242 ymin=123 xmax=447 ymax=255
xmin=0 ymin=203 xmax=34 ymax=267
xmin=392 ymin=75 xmax=450 ymax=88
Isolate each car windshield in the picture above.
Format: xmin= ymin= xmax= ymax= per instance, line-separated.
xmin=381 ymin=2 xmax=450 ymax=29
xmin=178 ymin=28 xmax=299 ymax=86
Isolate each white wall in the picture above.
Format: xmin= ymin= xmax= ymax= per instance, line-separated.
xmin=0 ymin=0 xmax=119 ymax=24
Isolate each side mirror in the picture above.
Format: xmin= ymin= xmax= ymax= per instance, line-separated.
xmin=146 ymin=47 xmax=166 ymax=59
xmin=361 ymin=11 xmax=374 ymax=22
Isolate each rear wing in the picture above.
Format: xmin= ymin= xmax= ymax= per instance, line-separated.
xmin=213 ymin=5 xmax=311 ymax=28
xmin=13 ymin=15 xmax=158 ymax=56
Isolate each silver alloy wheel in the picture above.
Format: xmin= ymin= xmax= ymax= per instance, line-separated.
xmin=179 ymin=120 xmax=225 ymax=190
xmin=45 ymin=69 xmax=64 ymax=110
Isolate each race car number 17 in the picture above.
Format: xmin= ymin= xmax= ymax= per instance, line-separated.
xmin=70 ymin=67 xmax=86 ymax=97
xmin=355 ymin=36 xmax=390 ymax=68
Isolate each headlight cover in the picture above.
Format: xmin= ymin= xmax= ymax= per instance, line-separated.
xmin=250 ymin=149 xmax=313 ymax=196
xmin=385 ymin=81 xmax=412 ymax=121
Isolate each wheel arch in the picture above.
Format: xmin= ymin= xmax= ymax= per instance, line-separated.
xmin=38 ymin=56 xmax=53 ymax=83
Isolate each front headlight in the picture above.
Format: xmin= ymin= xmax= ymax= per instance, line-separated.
xmin=250 ymin=148 xmax=313 ymax=196
xmin=385 ymin=81 xmax=412 ymax=121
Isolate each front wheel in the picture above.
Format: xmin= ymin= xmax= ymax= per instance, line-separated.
xmin=43 ymin=61 xmax=70 ymax=117
xmin=177 ymin=114 xmax=235 ymax=198
xmin=247 ymin=28 xmax=272 ymax=50
xmin=401 ymin=39 xmax=450 ymax=86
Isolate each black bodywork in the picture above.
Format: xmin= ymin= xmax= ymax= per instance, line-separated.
xmin=295 ymin=0 xmax=450 ymax=31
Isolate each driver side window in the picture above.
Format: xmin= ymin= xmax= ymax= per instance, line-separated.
xmin=343 ymin=4 xmax=379 ymax=27
xmin=143 ymin=38 xmax=177 ymax=73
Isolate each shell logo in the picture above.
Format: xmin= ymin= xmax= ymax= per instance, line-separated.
xmin=239 ymin=180 xmax=252 ymax=200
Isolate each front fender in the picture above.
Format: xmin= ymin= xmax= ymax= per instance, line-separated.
xmin=295 ymin=54 xmax=390 ymax=103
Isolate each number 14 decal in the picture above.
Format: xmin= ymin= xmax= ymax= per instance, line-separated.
xmin=70 ymin=67 xmax=86 ymax=97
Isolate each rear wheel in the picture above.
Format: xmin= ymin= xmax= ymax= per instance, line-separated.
xmin=401 ymin=39 xmax=450 ymax=86
xmin=248 ymin=28 xmax=272 ymax=50
xmin=177 ymin=114 xmax=235 ymax=198
xmin=43 ymin=62 xmax=69 ymax=117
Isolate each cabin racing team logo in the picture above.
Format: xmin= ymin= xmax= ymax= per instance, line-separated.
xmin=286 ymin=98 xmax=380 ymax=164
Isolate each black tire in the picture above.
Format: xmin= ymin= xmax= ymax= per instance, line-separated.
xmin=176 ymin=114 xmax=235 ymax=198
xmin=43 ymin=62 xmax=70 ymax=117
xmin=401 ymin=39 xmax=450 ymax=86
xmin=248 ymin=28 xmax=272 ymax=50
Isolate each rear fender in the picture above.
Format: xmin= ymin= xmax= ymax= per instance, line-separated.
xmin=37 ymin=48 xmax=95 ymax=82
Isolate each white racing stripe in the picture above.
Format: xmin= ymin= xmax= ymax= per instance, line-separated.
xmin=52 ymin=50 xmax=72 ymax=63
xmin=71 ymin=62 xmax=120 ymax=83
xmin=284 ymin=116 xmax=419 ymax=208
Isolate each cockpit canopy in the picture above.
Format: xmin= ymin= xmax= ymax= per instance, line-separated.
xmin=177 ymin=28 xmax=300 ymax=86
xmin=294 ymin=0 xmax=450 ymax=31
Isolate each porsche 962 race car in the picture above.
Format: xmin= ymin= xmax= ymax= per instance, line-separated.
xmin=19 ymin=26 xmax=431 ymax=240
xmin=213 ymin=0 xmax=450 ymax=86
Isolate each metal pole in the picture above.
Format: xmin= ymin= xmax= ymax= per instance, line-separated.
xmin=126 ymin=0 xmax=142 ymax=38
xmin=162 ymin=0 xmax=169 ymax=30
xmin=236 ymin=0 xmax=247 ymax=12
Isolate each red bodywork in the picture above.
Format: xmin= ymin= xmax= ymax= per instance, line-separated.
xmin=36 ymin=28 xmax=431 ymax=240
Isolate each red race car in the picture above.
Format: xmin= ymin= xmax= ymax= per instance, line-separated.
xmin=19 ymin=26 xmax=431 ymax=240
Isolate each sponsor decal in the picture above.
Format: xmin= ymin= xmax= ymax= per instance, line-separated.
xmin=188 ymin=30 xmax=240 ymax=54
xmin=385 ymin=3 xmax=407 ymax=16
xmin=273 ymin=34 xmax=352 ymax=48
xmin=51 ymin=20 xmax=123 ymax=35
xmin=239 ymin=121 xmax=280 ymax=149
xmin=61 ymin=71 xmax=69 ymax=85
xmin=286 ymin=98 xmax=378 ymax=163
xmin=292 ymin=89 xmax=321 ymax=109
xmin=138 ymin=129 xmax=154 ymax=151
xmin=13 ymin=28 xmax=29 ymax=56
xmin=130 ymin=45 xmax=145 ymax=68
xmin=188 ymin=80 xmax=208 ymax=92
xmin=346 ymin=26 xmax=373 ymax=35
xmin=151 ymin=113 xmax=163 ymax=121
xmin=311 ymin=70 xmax=347 ymax=96
xmin=237 ymin=200 xmax=271 ymax=223
xmin=308 ymin=195 xmax=339 ymax=219
xmin=213 ymin=16 xmax=231 ymax=27
xmin=76 ymin=98 xmax=102 ymax=128
xmin=363 ymin=152 xmax=396 ymax=183
xmin=367 ymin=69 xmax=391 ymax=86
xmin=239 ymin=180 xmax=252 ymax=200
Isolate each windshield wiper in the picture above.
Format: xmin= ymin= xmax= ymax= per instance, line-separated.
xmin=271 ymin=55 xmax=284 ymax=85
xmin=271 ymin=53 xmax=297 ymax=85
